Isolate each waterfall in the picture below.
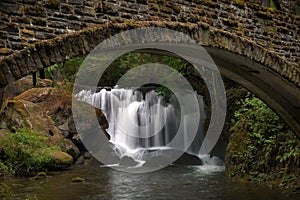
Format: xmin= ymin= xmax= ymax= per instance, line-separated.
xmin=76 ymin=87 xmax=206 ymax=160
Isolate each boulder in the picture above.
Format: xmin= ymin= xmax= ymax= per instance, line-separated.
xmin=141 ymin=149 xmax=203 ymax=167
xmin=3 ymin=75 xmax=53 ymax=100
xmin=0 ymin=99 xmax=75 ymax=171
xmin=49 ymin=150 xmax=73 ymax=169
xmin=74 ymin=153 xmax=104 ymax=166
xmin=15 ymin=87 xmax=110 ymax=140
xmin=14 ymin=87 xmax=72 ymax=127
xmin=119 ymin=156 xmax=139 ymax=167
xmin=0 ymin=100 xmax=63 ymax=146
xmin=64 ymin=139 xmax=80 ymax=160
xmin=142 ymin=156 xmax=168 ymax=168
xmin=0 ymin=85 xmax=112 ymax=172
xmin=72 ymin=98 xmax=111 ymax=141
xmin=173 ymin=152 xmax=203 ymax=165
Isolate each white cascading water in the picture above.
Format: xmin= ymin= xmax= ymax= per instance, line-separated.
xmin=76 ymin=87 xmax=207 ymax=160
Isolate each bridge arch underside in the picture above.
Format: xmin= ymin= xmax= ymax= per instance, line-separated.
xmin=136 ymin=47 xmax=300 ymax=138
xmin=206 ymin=47 xmax=300 ymax=138
xmin=0 ymin=22 xmax=299 ymax=137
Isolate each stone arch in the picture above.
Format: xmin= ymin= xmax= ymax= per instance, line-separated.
xmin=0 ymin=21 xmax=299 ymax=136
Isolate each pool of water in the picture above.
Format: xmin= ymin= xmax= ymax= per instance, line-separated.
xmin=2 ymin=164 xmax=299 ymax=200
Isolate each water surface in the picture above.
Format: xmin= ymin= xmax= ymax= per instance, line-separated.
xmin=2 ymin=164 xmax=299 ymax=200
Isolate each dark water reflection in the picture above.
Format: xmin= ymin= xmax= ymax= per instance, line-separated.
xmin=2 ymin=165 xmax=299 ymax=200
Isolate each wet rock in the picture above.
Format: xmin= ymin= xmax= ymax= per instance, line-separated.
xmin=83 ymin=152 xmax=92 ymax=159
xmin=142 ymin=149 xmax=203 ymax=167
xmin=75 ymin=155 xmax=85 ymax=165
xmin=58 ymin=121 xmax=69 ymax=138
xmin=74 ymin=154 xmax=104 ymax=166
xmin=142 ymin=156 xmax=168 ymax=168
xmin=119 ymin=156 xmax=139 ymax=167
xmin=49 ymin=150 xmax=73 ymax=169
xmin=72 ymin=177 xmax=85 ymax=183
xmin=72 ymin=99 xmax=111 ymax=154
xmin=33 ymin=172 xmax=47 ymax=180
xmin=173 ymin=152 xmax=203 ymax=165
xmin=72 ymin=133 xmax=84 ymax=149
xmin=67 ymin=117 xmax=77 ymax=138
xmin=65 ymin=139 xmax=80 ymax=160
xmin=95 ymin=108 xmax=109 ymax=130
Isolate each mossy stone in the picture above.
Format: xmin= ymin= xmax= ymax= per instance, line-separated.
xmin=33 ymin=172 xmax=47 ymax=180
xmin=72 ymin=176 xmax=85 ymax=183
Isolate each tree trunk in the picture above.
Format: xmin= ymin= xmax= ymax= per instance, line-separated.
xmin=33 ymin=72 xmax=37 ymax=87
xmin=40 ymin=69 xmax=45 ymax=79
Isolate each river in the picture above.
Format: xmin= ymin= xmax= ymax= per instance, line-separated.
xmin=2 ymin=164 xmax=299 ymax=200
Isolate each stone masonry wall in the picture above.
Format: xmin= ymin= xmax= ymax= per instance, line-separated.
xmin=0 ymin=0 xmax=299 ymax=65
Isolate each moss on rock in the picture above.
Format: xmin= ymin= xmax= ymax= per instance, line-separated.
xmin=71 ymin=176 xmax=85 ymax=183
xmin=33 ymin=172 xmax=47 ymax=180
xmin=49 ymin=150 xmax=73 ymax=169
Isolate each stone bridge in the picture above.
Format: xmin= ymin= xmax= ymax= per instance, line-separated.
xmin=0 ymin=0 xmax=299 ymax=136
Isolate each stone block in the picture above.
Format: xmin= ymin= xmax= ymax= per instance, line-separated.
xmin=6 ymin=56 xmax=21 ymax=79
xmin=61 ymin=3 xmax=73 ymax=13
xmin=20 ymin=0 xmax=36 ymax=5
xmin=32 ymin=17 xmax=47 ymax=26
xmin=69 ymin=0 xmax=83 ymax=5
xmin=0 ymin=59 xmax=15 ymax=84
xmin=0 ymin=2 xmax=22 ymax=15
xmin=68 ymin=22 xmax=82 ymax=30
xmin=0 ymin=40 xmax=5 ymax=48
xmin=0 ymin=31 xmax=8 ymax=38
xmin=24 ymin=5 xmax=46 ymax=17
xmin=44 ymin=0 xmax=60 ymax=10
xmin=48 ymin=21 xmax=67 ymax=29
xmin=10 ymin=41 xmax=24 ymax=50
xmin=11 ymin=16 xmax=30 ymax=24
xmin=21 ymin=28 xmax=34 ymax=36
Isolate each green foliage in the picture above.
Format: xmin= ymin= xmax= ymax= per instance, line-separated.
xmin=229 ymin=94 xmax=300 ymax=185
xmin=98 ymin=52 xmax=193 ymax=100
xmin=0 ymin=128 xmax=56 ymax=176
xmin=61 ymin=56 xmax=85 ymax=82
xmin=0 ymin=160 xmax=8 ymax=173
xmin=49 ymin=53 xmax=203 ymax=101
xmin=233 ymin=94 xmax=284 ymax=135
xmin=270 ymin=0 xmax=276 ymax=9
xmin=45 ymin=56 xmax=84 ymax=83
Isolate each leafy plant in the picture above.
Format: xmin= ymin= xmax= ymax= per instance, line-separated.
xmin=229 ymin=93 xmax=300 ymax=186
xmin=44 ymin=56 xmax=85 ymax=84
xmin=0 ymin=128 xmax=56 ymax=176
